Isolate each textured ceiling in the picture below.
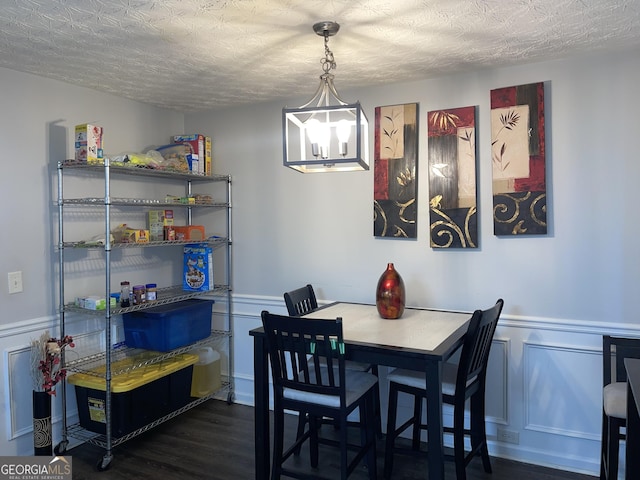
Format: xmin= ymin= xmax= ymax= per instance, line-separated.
xmin=1 ymin=0 xmax=639 ymax=112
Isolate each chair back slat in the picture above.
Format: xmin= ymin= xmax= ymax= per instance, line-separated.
xmin=603 ymin=335 xmax=640 ymax=386
xmin=284 ymin=284 xmax=318 ymax=316
xmin=457 ymin=299 xmax=504 ymax=390
xmin=261 ymin=310 xmax=346 ymax=402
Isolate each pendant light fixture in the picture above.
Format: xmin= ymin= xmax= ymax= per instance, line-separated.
xmin=283 ymin=21 xmax=369 ymax=173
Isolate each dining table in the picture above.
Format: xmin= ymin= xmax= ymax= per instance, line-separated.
xmin=625 ymin=358 xmax=640 ymax=479
xmin=250 ymin=301 xmax=472 ymax=480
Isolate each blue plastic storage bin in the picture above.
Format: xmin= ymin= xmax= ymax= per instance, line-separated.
xmin=123 ymin=299 xmax=214 ymax=351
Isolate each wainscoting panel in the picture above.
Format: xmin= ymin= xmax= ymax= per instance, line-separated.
xmin=523 ymin=341 xmax=602 ymax=440
xmin=485 ymin=338 xmax=509 ymax=425
xmin=6 ymin=344 xmax=33 ymax=439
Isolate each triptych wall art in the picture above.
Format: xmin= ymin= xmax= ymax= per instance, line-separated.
xmin=490 ymin=82 xmax=547 ymax=235
xmin=373 ymin=103 xmax=419 ymax=238
xmin=372 ymin=82 xmax=547 ymax=246
xmin=427 ymin=106 xmax=477 ymax=248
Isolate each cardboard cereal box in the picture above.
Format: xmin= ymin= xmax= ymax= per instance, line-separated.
xmin=183 ymin=244 xmax=213 ymax=291
xmin=205 ymin=135 xmax=212 ymax=175
xmin=173 ymin=134 xmax=205 ymax=175
xmin=75 ymin=124 xmax=103 ymax=163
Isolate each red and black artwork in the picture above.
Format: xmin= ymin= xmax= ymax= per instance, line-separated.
xmin=490 ymin=82 xmax=547 ymax=236
xmin=374 ymin=103 xmax=419 ymax=239
xmin=427 ymin=106 xmax=478 ymax=248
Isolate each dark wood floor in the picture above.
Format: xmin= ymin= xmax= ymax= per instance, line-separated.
xmin=68 ymin=399 xmax=595 ymax=479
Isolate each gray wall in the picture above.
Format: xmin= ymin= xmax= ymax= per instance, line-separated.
xmin=0 ymin=67 xmax=185 ymax=325
xmin=187 ymin=49 xmax=640 ymax=323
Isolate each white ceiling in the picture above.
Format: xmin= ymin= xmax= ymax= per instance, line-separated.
xmin=2 ymin=0 xmax=639 ymax=112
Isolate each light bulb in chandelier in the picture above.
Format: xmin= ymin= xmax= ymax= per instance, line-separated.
xmin=336 ymin=119 xmax=351 ymax=156
xmin=306 ymin=118 xmax=331 ymax=159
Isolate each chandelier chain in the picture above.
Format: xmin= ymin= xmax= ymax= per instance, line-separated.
xmin=320 ymin=31 xmax=336 ymax=76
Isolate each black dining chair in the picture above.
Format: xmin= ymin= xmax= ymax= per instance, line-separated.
xmin=600 ymin=335 xmax=640 ymax=480
xmin=261 ymin=310 xmax=378 ymax=480
xmin=284 ymin=285 xmax=381 ymax=437
xmin=383 ymin=298 xmax=504 ymax=480
xmin=284 ymin=284 xmax=318 ymax=316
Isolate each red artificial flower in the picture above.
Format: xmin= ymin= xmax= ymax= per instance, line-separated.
xmin=38 ymin=335 xmax=74 ymax=396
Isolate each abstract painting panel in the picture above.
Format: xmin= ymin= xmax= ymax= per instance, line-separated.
xmin=491 ymin=82 xmax=547 ymax=235
xmin=427 ymin=106 xmax=477 ymax=248
xmin=374 ymin=103 xmax=419 ymax=238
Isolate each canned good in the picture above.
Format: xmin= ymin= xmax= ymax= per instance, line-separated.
xmin=132 ymin=285 xmax=146 ymax=305
xmin=145 ymin=283 xmax=157 ymax=301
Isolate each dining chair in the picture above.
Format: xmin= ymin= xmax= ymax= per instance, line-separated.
xmin=284 ymin=285 xmax=381 ymax=440
xmin=383 ymin=298 xmax=504 ymax=480
xmin=284 ymin=284 xmax=318 ymax=316
xmin=261 ymin=310 xmax=378 ymax=480
xmin=600 ymin=335 xmax=640 ymax=480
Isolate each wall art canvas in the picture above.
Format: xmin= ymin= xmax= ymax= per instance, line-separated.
xmin=374 ymin=103 xmax=419 ymax=238
xmin=427 ymin=106 xmax=478 ymax=248
xmin=490 ymin=82 xmax=547 ymax=235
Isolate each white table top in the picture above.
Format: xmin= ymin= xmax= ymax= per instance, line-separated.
xmin=305 ymin=302 xmax=471 ymax=355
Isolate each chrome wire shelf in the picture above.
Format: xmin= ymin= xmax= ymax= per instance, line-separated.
xmin=61 ymin=236 xmax=229 ymax=249
xmin=59 ymin=159 xmax=229 ymax=183
xmin=60 ymin=197 xmax=228 ymax=208
xmin=55 ymin=158 xmax=234 ymax=469
xmin=63 ymin=285 xmax=229 ymax=315
xmin=65 ymin=332 xmax=230 ymax=376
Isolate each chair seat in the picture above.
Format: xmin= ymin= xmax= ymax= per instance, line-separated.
xmin=309 ymin=357 xmax=371 ymax=372
xmin=604 ymin=382 xmax=627 ymax=419
xmin=387 ymin=362 xmax=477 ymax=396
xmin=285 ymin=369 xmax=378 ymax=408
xmin=345 ymin=360 xmax=373 ymax=372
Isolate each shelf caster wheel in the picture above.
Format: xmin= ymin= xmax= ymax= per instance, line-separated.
xmin=227 ymin=392 xmax=234 ymax=404
xmin=54 ymin=440 xmax=68 ymax=455
xmin=96 ymin=454 xmax=113 ymax=472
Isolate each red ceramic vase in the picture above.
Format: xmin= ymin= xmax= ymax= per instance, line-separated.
xmin=376 ymin=263 xmax=405 ymax=319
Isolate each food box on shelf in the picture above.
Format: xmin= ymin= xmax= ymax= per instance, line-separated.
xmin=75 ymin=295 xmax=116 ymax=310
xmin=112 ymin=224 xmax=149 ymax=244
xmin=75 ymin=123 xmax=103 ymax=164
xmin=174 ymin=225 xmax=206 ymax=241
xmin=165 ymin=195 xmax=195 ymax=205
xmin=173 ymin=134 xmax=205 ymax=175
xmin=204 ymin=135 xmax=212 ymax=175
xmin=123 ymin=299 xmax=214 ymax=351
xmin=147 ymin=210 xmax=174 ymax=241
xmin=183 ymin=244 xmax=214 ymax=291
xmin=68 ymin=351 xmax=198 ymax=437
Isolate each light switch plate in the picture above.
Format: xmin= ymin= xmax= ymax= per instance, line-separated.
xmin=8 ymin=271 xmax=23 ymax=294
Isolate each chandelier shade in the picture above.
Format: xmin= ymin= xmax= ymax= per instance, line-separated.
xmin=282 ymin=21 xmax=369 ymax=173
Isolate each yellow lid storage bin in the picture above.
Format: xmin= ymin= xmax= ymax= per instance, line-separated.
xmin=68 ymin=352 xmax=198 ymax=437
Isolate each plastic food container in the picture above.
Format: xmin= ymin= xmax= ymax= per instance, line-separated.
xmin=190 ymin=347 xmax=221 ymax=398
